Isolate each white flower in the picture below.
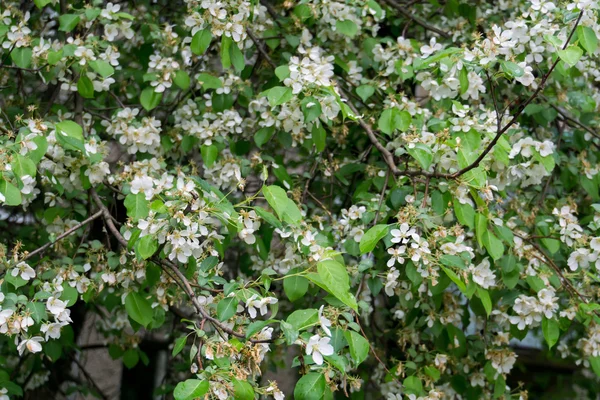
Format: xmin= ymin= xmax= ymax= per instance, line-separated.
xmin=469 ymin=258 xmax=496 ymax=289
xmin=318 ymin=305 xmax=332 ymax=336
xmin=420 ymin=37 xmax=442 ymax=57
xmin=46 ymin=297 xmax=67 ymax=316
xmin=387 ymin=246 xmax=406 ymax=267
xmin=12 ymin=262 xmax=35 ymax=281
xmin=305 ymin=334 xmax=334 ymax=365
xmin=130 ymin=176 xmax=155 ymax=200
xmin=17 ymin=336 xmax=44 ymax=355
xmin=390 ymin=223 xmax=419 ymax=244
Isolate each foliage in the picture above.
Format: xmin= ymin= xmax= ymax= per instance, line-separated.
xmin=1 ymin=0 xmax=600 ymax=399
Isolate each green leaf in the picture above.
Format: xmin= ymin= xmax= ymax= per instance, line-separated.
xmin=356 ymin=85 xmax=375 ymax=102
xmin=395 ymin=110 xmax=412 ymax=132
xmin=233 ymin=379 xmax=254 ymax=400
xmin=0 ymin=179 xmax=22 ymax=206
xmin=124 ymin=193 xmax=149 ymax=221
xmin=55 ymin=120 xmax=85 ymax=152
xmin=284 ymin=272 xmax=309 ymax=302
xmin=136 ymin=235 xmax=158 ymax=260
xmin=403 ymin=376 xmax=424 ymax=396
xmin=201 ymin=145 xmax=218 ymax=168
xmin=336 ymin=19 xmax=358 ymax=38
xmin=558 ymin=45 xmax=583 ymax=67
xmin=217 ymin=296 xmax=238 ymax=321
xmin=11 ymin=154 xmax=36 ymax=178
xmin=173 ymin=70 xmax=191 ymax=89
xmin=476 ymin=286 xmax=492 ymax=316
xmin=294 ymin=373 xmax=326 ymax=400
xmin=287 ymin=309 xmax=319 ymax=331
xmin=26 ymin=302 xmax=47 ymax=323
xmin=344 ymin=330 xmax=369 ymax=366
xmin=312 ymin=124 xmax=326 ymax=152
xmin=221 ymin=36 xmax=232 ymax=69
xmin=578 ymin=26 xmax=598 ymax=55
xmin=140 ymin=87 xmax=162 ymax=111
xmin=459 ymin=67 xmax=468 ymax=95
xmin=482 ymin=230 xmax=504 ymax=261
xmin=301 ymin=96 xmax=322 ymax=123
xmin=542 ymin=317 xmax=560 ymax=349
xmin=501 ymin=61 xmax=524 ymax=78
xmin=440 ymin=265 xmax=467 ymax=293
xmin=122 ymin=348 xmax=139 ymax=369
xmin=317 ymin=260 xmax=358 ymax=311
xmin=407 ymin=143 xmax=433 ymax=170
xmin=229 ymin=42 xmax=245 ymax=73
xmin=173 ymin=379 xmax=209 ymax=400
xmin=453 ymin=199 xmax=475 ymax=229
xmin=172 ymin=336 xmax=187 ymax=357
xmin=77 ymin=75 xmax=94 ymax=99
xmin=191 ymin=29 xmax=212 ymax=55
xmin=58 ymin=14 xmax=80 ymax=32
xmin=254 ymin=127 xmax=275 ymax=148
xmin=11 ymin=47 xmax=32 ymax=69
xmin=424 ymin=366 xmax=441 ymax=381
xmin=266 ymin=86 xmax=293 ymax=107
xmin=359 ymin=224 xmax=388 ymax=254
xmin=47 ymin=49 xmax=63 ymax=66
xmin=590 ymin=356 xmax=600 ymax=377
xmin=197 ymin=73 xmax=222 ymax=90
xmin=89 ymin=60 xmax=115 ymax=78
xmin=34 ymin=0 xmax=52 ymax=8
xmin=378 ymin=109 xmax=395 ymax=135
xmin=262 ymin=185 xmax=302 ymax=224
xmin=275 ymin=65 xmax=290 ymax=81
xmin=125 ymin=292 xmax=153 ymax=327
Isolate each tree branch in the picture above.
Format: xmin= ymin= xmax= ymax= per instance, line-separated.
xmin=22 ymin=210 xmax=103 ymax=261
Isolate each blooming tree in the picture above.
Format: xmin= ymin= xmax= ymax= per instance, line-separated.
xmin=2 ymin=0 xmax=600 ymax=399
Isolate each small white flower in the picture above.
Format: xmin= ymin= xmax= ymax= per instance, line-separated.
xmin=318 ymin=305 xmax=332 ymax=336
xmin=17 ymin=336 xmax=44 ymax=355
xmin=305 ymin=334 xmax=334 ymax=365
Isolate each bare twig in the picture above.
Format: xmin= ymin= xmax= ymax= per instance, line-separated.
xmin=381 ymin=0 xmax=450 ymax=38
xmin=22 ymin=210 xmax=103 ymax=261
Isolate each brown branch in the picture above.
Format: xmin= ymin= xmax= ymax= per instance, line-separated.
xmin=381 ymin=0 xmax=450 ymax=38
xmin=247 ymin=28 xmax=276 ymax=68
xmin=22 ymin=210 xmax=103 ymax=261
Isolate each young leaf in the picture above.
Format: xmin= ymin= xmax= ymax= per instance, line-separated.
xmin=558 ymin=45 xmax=583 ymax=67
xmin=124 ymin=193 xmax=149 ymax=222
xmin=317 ymin=260 xmax=358 ymax=311
xmin=216 ymin=296 xmax=237 ymax=321
xmin=262 ymin=185 xmax=302 ymax=224
xmin=124 ymin=292 xmax=153 ymax=327
xmin=344 ymin=330 xmax=369 ymax=366
xmin=336 ymin=20 xmax=358 ymax=38
xmin=191 ymin=29 xmax=212 ymax=55
xmin=542 ymin=317 xmax=560 ymax=349
xmin=266 ymin=86 xmax=293 ymax=107
xmin=577 ymin=26 xmax=598 ymax=55
xmin=140 ymin=87 xmax=162 ymax=111
xmin=407 ymin=143 xmax=433 ymax=170
xmin=77 ymin=75 xmax=94 ymax=99
xmin=173 ymin=379 xmax=209 ymax=400
xmin=294 ymin=373 xmax=326 ymax=400
xmin=359 ymin=224 xmax=388 ymax=254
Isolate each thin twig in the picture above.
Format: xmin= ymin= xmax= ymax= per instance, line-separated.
xmin=22 ymin=210 xmax=103 ymax=261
